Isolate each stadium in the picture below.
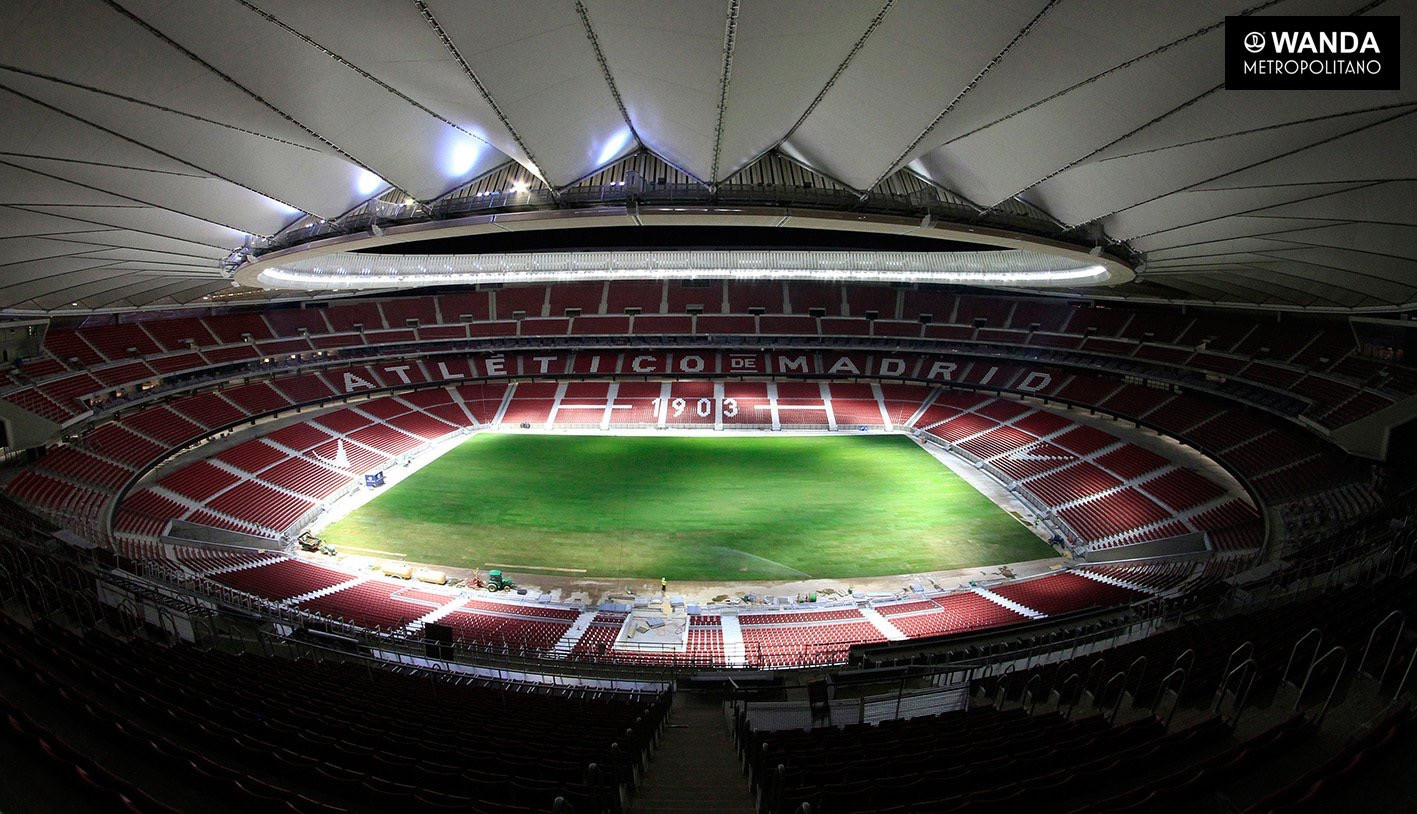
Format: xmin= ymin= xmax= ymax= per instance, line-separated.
xmin=0 ymin=3 xmax=1414 ymax=813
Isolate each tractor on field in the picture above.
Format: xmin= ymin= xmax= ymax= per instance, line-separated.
xmin=485 ymin=569 xmax=516 ymax=592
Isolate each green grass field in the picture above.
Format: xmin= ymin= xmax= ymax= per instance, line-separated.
xmin=319 ymin=433 xmax=1052 ymax=581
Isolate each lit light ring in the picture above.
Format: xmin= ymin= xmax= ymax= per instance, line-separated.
xmin=252 ymin=249 xmax=1114 ymax=290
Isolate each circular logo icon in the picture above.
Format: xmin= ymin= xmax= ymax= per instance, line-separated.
xmin=1243 ymin=31 xmax=1265 ymax=53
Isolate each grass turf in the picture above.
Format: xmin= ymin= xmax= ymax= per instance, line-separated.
xmin=319 ymin=433 xmax=1053 ymax=581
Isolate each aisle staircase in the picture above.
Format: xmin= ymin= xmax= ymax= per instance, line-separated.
xmin=630 ymin=693 xmax=755 ymax=813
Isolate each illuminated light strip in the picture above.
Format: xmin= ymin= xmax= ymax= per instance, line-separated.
xmin=254 ymin=249 xmax=1114 ymax=290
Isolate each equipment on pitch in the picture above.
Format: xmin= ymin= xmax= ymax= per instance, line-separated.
xmin=486 ymin=569 xmax=516 ymax=592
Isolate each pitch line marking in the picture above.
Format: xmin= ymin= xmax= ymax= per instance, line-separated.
xmin=335 ymin=546 xmax=406 ymax=557
xmin=483 ymin=563 xmax=588 ymax=573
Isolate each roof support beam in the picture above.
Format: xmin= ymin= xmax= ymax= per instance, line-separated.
xmin=574 ymin=1 xmax=643 ymax=155
xmin=708 ymin=0 xmax=740 ymax=184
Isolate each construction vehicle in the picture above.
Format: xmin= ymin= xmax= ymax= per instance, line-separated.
xmin=486 ymin=569 xmax=516 ymax=592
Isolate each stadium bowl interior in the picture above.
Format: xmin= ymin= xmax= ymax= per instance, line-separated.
xmin=0 ymin=3 xmax=1416 ymax=813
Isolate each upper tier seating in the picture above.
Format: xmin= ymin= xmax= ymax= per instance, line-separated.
xmin=0 ymin=290 xmax=1380 ymax=541
xmin=14 ymin=285 xmax=1402 ymax=437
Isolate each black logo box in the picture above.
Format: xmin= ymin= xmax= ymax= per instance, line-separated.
xmin=1225 ymin=16 xmax=1400 ymax=90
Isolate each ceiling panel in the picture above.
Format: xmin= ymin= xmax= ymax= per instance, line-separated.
xmin=422 ymin=0 xmax=631 ymax=186
xmin=0 ymin=71 xmax=362 ymax=221
xmin=56 ymin=246 xmax=223 ymax=268
xmin=1253 ymin=181 xmax=1417 ymax=226
xmin=1133 ymin=217 xmax=1341 ymax=255
xmin=122 ymin=0 xmax=492 ymax=200
xmin=0 ymin=208 xmax=115 ymax=240
xmin=13 ymin=205 xmax=250 ymax=253
xmin=0 ymin=3 xmax=1411 ymax=312
xmin=1103 ymin=183 xmax=1374 ymax=243
xmin=0 ymin=84 xmax=205 ymax=178
xmin=240 ymin=0 xmax=528 ymax=182
xmin=1 ymin=0 xmax=332 ymax=152
xmin=581 ymin=0 xmax=725 ymax=181
xmin=38 ymin=228 xmax=231 ymax=261
xmin=0 ymin=236 xmax=108 ymax=268
xmin=896 ymin=0 xmax=1256 ymax=164
xmin=1034 ymin=106 xmax=1411 ymax=229
xmin=114 ymin=279 xmax=234 ymax=309
xmin=1146 ymin=242 xmax=1341 ymax=270
xmin=915 ymin=31 xmax=1218 ymax=209
xmin=26 ymin=272 xmax=211 ymax=311
xmin=715 ymin=1 xmax=888 ymax=181
xmin=0 ymin=163 xmax=142 ymax=208
xmin=784 ymin=0 xmax=1053 ymax=190
xmin=0 ymin=261 xmax=136 ymax=305
xmin=1 ymin=155 xmax=290 ymax=237
xmin=1194 ymin=112 xmax=1417 ymax=190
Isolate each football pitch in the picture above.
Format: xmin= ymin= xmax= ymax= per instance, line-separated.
xmin=319 ymin=433 xmax=1053 ymax=581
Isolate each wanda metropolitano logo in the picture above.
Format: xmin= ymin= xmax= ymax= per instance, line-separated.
xmin=1225 ymin=16 xmax=1400 ymax=90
